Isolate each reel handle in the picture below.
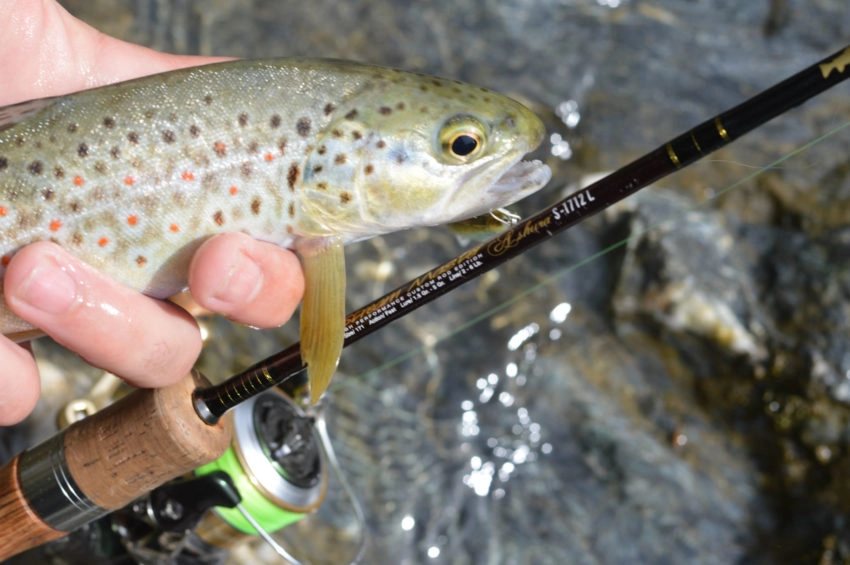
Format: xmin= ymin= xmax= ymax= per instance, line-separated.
xmin=0 ymin=370 xmax=232 ymax=561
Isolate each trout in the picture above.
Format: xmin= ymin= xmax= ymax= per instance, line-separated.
xmin=0 ymin=59 xmax=551 ymax=402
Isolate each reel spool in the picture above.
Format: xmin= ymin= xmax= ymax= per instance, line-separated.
xmin=193 ymin=387 xmax=327 ymax=549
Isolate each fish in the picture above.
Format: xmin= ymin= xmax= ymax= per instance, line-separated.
xmin=0 ymin=58 xmax=551 ymax=403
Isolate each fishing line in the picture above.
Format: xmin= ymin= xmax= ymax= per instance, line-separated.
xmin=346 ymin=118 xmax=850 ymax=383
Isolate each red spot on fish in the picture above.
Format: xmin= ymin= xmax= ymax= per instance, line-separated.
xmin=49 ymin=219 xmax=62 ymax=231
xmin=0 ymin=206 xmax=7 ymax=216
xmin=182 ymin=171 xmax=195 ymax=181
xmin=170 ymin=223 xmax=180 ymax=232
xmin=214 ymin=141 xmax=227 ymax=157
xmin=73 ymin=175 xmax=84 ymax=186
xmin=1 ymin=255 xmax=10 ymax=267
xmin=127 ymin=215 xmax=139 ymax=226
xmin=124 ymin=175 xmax=135 ymax=185
xmin=264 ymin=152 xmax=274 ymax=162
xmin=98 ymin=237 xmax=110 ymax=247
xmin=229 ymin=186 xmax=239 ymax=195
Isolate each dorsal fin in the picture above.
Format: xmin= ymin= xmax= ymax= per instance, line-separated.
xmin=0 ymin=97 xmax=57 ymax=132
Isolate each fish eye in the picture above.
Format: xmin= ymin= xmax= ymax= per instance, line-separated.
xmin=450 ymin=133 xmax=480 ymax=157
xmin=438 ymin=115 xmax=487 ymax=163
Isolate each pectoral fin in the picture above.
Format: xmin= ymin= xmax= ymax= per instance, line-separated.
xmin=297 ymin=237 xmax=346 ymax=404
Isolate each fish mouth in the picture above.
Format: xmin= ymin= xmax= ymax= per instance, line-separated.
xmin=487 ymin=158 xmax=552 ymax=198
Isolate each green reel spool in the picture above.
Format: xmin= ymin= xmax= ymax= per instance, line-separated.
xmin=196 ymin=389 xmax=326 ymax=535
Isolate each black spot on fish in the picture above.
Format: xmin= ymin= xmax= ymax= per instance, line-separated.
xmin=345 ymin=109 xmax=359 ymax=120
xmin=67 ymin=123 xmax=78 ymax=133
xmin=71 ymin=232 xmax=83 ymax=246
xmin=251 ymin=198 xmax=261 ymax=215
xmin=94 ymin=162 xmax=107 ymax=174
xmin=213 ymin=210 xmax=224 ymax=226
xmin=77 ymin=143 xmax=89 ymax=157
xmin=127 ymin=132 xmax=140 ymax=144
xmin=162 ymin=130 xmax=176 ymax=143
xmin=317 ymin=145 xmax=327 ymax=155
xmin=278 ymin=139 xmax=287 ymax=155
xmin=340 ymin=192 xmax=352 ymax=204
xmin=376 ymin=140 xmax=386 ymax=149
xmin=69 ymin=201 xmax=80 ymax=212
xmin=313 ymin=165 xmax=323 ymax=174
xmin=238 ymin=113 xmax=249 ymax=127
xmin=317 ymin=182 xmax=328 ymax=190
xmin=241 ymin=162 xmax=253 ymax=176
xmin=248 ymin=141 xmax=259 ymax=154
xmin=288 ymin=202 xmax=294 ymax=217
xmin=144 ymin=110 xmax=155 ymax=120
xmin=54 ymin=166 xmax=65 ymax=179
xmin=324 ymin=103 xmax=336 ymax=115
xmin=396 ymin=102 xmax=406 ymax=110
xmin=0 ymin=157 xmax=6 ymax=170
xmin=110 ymin=146 xmax=121 ymax=159
xmin=270 ymin=115 xmax=282 ymax=128
xmin=332 ymin=129 xmax=343 ymax=138
xmin=103 ymin=117 xmax=115 ymax=129
xmin=334 ymin=154 xmax=347 ymax=165
xmin=419 ymin=85 xmax=429 ymax=92
xmin=379 ymin=106 xmax=392 ymax=115
xmin=136 ymin=255 xmax=147 ymax=267
xmin=296 ymin=117 xmax=311 ymax=137
xmin=364 ymin=164 xmax=374 ymax=175
xmin=352 ymin=131 xmax=363 ymax=140
xmin=28 ymin=161 xmax=43 ymax=175
xmin=287 ymin=163 xmax=300 ymax=190
xmin=42 ymin=188 xmax=54 ymax=200
xmin=204 ymin=95 xmax=213 ymax=105
xmin=15 ymin=136 xmax=24 ymax=147
xmin=189 ymin=125 xmax=201 ymax=137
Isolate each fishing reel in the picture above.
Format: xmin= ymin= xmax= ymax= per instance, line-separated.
xmin=9 ymin=377 xmax=333 ymax=565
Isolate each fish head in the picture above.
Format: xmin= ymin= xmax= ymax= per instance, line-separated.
xmin=298 ymin=71 xmax=551 ymax=240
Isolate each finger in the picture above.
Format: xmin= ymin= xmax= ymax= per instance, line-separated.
xmin=0 ymin=0 xmax=228 ymax=105
xmin=4 ymin=242 xmax=202 ymax=389
xmin=188 ymin=233 xmax=305 ymax=328
xmin=0 ymin=337 xmax=39 ymax=425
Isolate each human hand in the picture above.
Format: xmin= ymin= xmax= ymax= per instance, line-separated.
xmin=0 ymin=1 xmax=305 ymax=425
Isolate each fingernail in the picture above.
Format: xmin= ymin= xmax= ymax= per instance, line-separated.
xmin=214 ymin=250 xmax=263 ymax=305
xmin=16 ymin=256 xmax=78 ymax=314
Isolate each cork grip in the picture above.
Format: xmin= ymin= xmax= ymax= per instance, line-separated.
xmin=0 ymin=370 xmax=232 ymax=560
xmin=64 ymin=369 xmax=232 ymax=509
xmin=0 ymin=455 xmax=65 ymax=560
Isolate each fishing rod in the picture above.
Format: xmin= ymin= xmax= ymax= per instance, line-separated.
xmin=193 ymin=44 xmax=850 ymax=422
xmin=1 ymin=44 xmax=848 ymax=562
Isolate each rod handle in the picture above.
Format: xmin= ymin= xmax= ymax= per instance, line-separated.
xmin=0 ymin=370 xmax=232 ymax=561
xmin=0 ymin=454 xmax=65 ymax=559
